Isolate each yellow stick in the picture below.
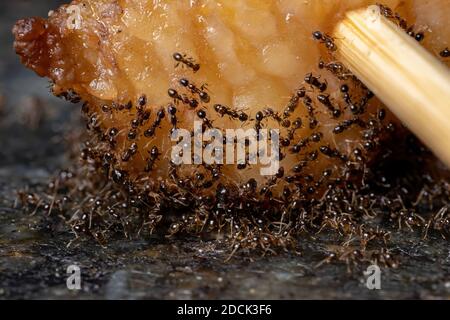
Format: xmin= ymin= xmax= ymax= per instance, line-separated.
xmin=333 ymin=5 xmax=450 ymax=168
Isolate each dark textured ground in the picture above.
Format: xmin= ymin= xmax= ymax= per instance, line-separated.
xmin=0 ymin=0 xmax=449 ymax=300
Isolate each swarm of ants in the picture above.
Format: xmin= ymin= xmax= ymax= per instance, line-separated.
xmin=16 ymin=4 xmax=450 ymax=269
xmin=17 ymin=133 xmax=449 ymax=268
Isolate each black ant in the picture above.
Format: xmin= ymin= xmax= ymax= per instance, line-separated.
xmin=101 ymin=152 xmax=115 ymax=176
xmin=316 ymin=168 xmax=334 ymax=186
xmin=283 ymin=87 xmax=306 ymax=118
xmin=377 ymin=4 xmax=408 ymax=31
xmin=123 ymin=101 xmax=133 ymax=110
xmin=137 ymin=94 xmax=147 ymax=108
xmin=302 ymin=95 xmax=318 ymax=129
xmin=405 ymin=26 xmax=425 ymax=42
xmin=340 ymin=84 xmax=359 ymax=114
xmin=168 ymin=88 xmax=199 ymax=108
xmin=352 ymin=148 xmax=365 ymax=162
xmin=357 ymin=90 xmax=374 ymax=114
xmin=291 ymin=132 xmax=322 ymax=154
xmin=285 ymin=118 xmax=302 ymax=142
xmin=87 ymin=113 xmax=100 ymax=131
xmin=214 ymin=104 xmax=248 ymax=122
xmin=284 ymin=173 xmax=305 ymax=184
xmin=196 ymin=109 xmax=214 ymax=129
xmin=179 ymin=78 xmax=210 ymax=103
xmin=286 ymin=157 xmax=310 ymax=175
xmin=317 ymin=94 xmax=341 ymax=118
xmin=173 ymin=52 xmax=200 ymax=72
xmin=145 ymin=146 xmax=160 ymax=172
xmin=207 ymin=165 xmax=222 ymax=181
xmin=440 ymin=48 xmax=450 ymax=58
xmin=333 ymin=117 xmax=366 ymax=134
xmin=100 ymin=104 xmax=113 ymax=114
xmin=341 ymin=85 xmax=374 ymax=115
xmin=136 ymin=108 xmax=151 ymax=126
xmin=144 ymin=108 xmax=165 ymax=138
xmin=255 ymin=111 xmax=264 ymax=133
xmin=167 ymin=104 xmax=178 ymax=131
xmin=312 ymin=31 xmax=337 ymax=51
xmin=304 ymin=73 xmax=327 ymax=92
xmin=121 ymin=143 xmax=138 ymax=162
xmin=105 ymin=127 xmax=119 ymax=149
xmin=377 ymin=4 xmax=424 ymax=42
xmin=412 ymin=31 xmax=425 ymax=42
xmin=127 ymin=129 xmax=137 ymax=140
xmin=318 ymin=60 xmax=354 ymax=80
xmin=319 ymin=145 xmax=348 ymax=162
xmin=259 ymin=178 xmax=277 ymax=197
xmin=262 ymin=108 xmax=291 ymax=127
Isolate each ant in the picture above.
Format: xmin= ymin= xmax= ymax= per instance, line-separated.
xmin=136 ymin=108 xmax=151 ymax=126
xmin=144 ymin=108 xmax=165 ymax=138
xmin=359 ymin=226 xmax=391 ymax=248
xmin=214 ymin=104 xmax=248 ymax=122
xmin=105 ymin=127 xmax=119 ymax=149
xmin=357 ymin=89 xmax=374 ymax=114
xmin=340 ymin=85 xmax=359 ymax=114
xmin=312 ymin=31 xmax=337 ymax=51
xmin=290 ymin=155 xmax=317 ymax=176
xmin=137 ymin=94 xmax=147 ymax=108
xmin=285 ymin=118 xmax=302 ymax=142
xmin=317 ymin=94 xmax=341 ymax=118
xmin=168 ymin=88 xmax=199 ymax=108
xmin=319 ymin=145 xmax=348 ymax=162
xmin=377 ymin=4 xmax=424 ymax=42
xmin=440 ymin=48 xmax=450 ymax=58
xmin=377 ymin=4 xmax=408 ymax=30
xmin=202 ymin=152 xmax=222 ymax=177
xmin=333 ymin=117 xmax=366 ymax=134
xmin=254 ymin=111 xmax=267 ymax=136
xmin=411 ymin=31 xmax=425 ymax=42
xmin=378 ymin=109 xmax=386 ymax=121
xmin=87 ymin=113 xmax=100 ymax=131
xmin=352 ymin=148 xmax=365 ymax=162
xmin=121 ymin=143 xmax=138 ymax=162
xmin=404 ymin=25 xmax=426 ymax=42
xmin=262 ymin=108 xmax=291 ymax=128
xmin=304 ymin=73 xmax=327 ymax=92
xmin=318 ymin=59 xmax=354 ymax=80
xmin=145 ymin=146 xmax=160 ymax=172
xmin=101 ymin=152 xmax=115 ymax=176
xmin=196 ymin=109 xmax=214 ymax=129
xmin=291 ymin=132 xmax=322 ymax=154
xmin=173 ymin=52 xmax=200 ymax=72
xmin=302 ymin=95 xmax=318 ymax=129
xmin=122 ymin=101 xmax=133 ymax=110
xmin=424 ymin=206 xmax=449 ymax=238
xmin=168 ymin=104 xmax=178 ymax=131
xmin=259 ymin=178 xmax=278 ymax=197
xmin=179 ymin=78 xmax=210 ymax=103
xmin=205 ymin=164 xmax=222 ymax=181
xmin=283 ymin=87 xmax=306 ymax=118
xmin=316 ymin=168 xmax=334 ymax=186
xmin=127 ymin=129 xmax=137 ymax=140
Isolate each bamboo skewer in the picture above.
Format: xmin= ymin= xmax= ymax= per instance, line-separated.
xmin=333 ymin=5 xmax=450 ymax=168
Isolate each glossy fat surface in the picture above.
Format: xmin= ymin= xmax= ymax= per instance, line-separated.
xmin=13 ymin=0 xmax=450 ymax=195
